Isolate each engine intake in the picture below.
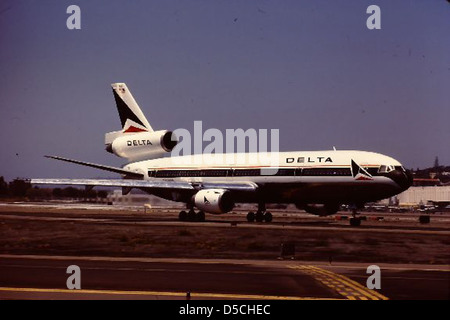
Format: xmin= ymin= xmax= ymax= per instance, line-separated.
xmin=194 ymin=189 xmax=234 ymax=214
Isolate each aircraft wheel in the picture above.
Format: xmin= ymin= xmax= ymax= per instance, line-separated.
xmin=349 ymin=217 xmax=361 ymax=227
xmin=247 ymin=212 xmax=255 ymax=222
xmin=264 ymin=211 xmax=273 ymax=223
xmin=197 ymin=211 xmax=205 ymax=222
xmin=179 ymin=211 xmax=187 ymax=221
xmin=187 ymin=210 xmax=196 ymax=222
xmin=255 ymin=211 xmax=264 ymax=222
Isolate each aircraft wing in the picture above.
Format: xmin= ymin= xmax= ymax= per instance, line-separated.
xmin=30 ymin=179 xmax=258 ymax=192
xmin=30 ymin=179 xmax=195 ymax=190
xmin=33 ymin=155 xmax=259 ymax=193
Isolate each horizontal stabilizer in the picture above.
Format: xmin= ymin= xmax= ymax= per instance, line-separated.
xmin=44 ymin=155 xmax=144 ymax=178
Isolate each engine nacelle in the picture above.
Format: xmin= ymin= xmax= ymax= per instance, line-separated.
xmin=297 ymin=203 xmax=340 ymax=216
xmin=106 ymin=130 xmax=177 ymax=160
xmin=193 ymin=189 xmax=234 ymax=214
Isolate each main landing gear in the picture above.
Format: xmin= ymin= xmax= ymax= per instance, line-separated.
xmin=179 ymin=209 xmax=205 ymax=222
xmin=247 ymin=203 xmax=273 ymax=223
xmin=349 ymin=207 xmax=362 ymax=227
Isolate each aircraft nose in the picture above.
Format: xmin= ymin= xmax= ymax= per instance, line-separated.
xmin=388 ymin=168 xmax=413 ymax=191
xmin=405 ymin=169 xmax=414 ymax=189
xmin=398 ymin=169 xmax=414 ymax=191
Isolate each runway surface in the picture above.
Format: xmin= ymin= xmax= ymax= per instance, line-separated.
xmin=0 ymin=255 xmax=448 ymax=300
xmin=0 ymin=203 xmax=449 ymax=300
xmin=1 ymin=202 xmax=450 ymax=235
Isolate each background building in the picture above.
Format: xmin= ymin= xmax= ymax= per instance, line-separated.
xmin=396 ymin=186 xmax=450 ymax=206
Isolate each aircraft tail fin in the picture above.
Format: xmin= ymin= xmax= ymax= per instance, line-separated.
xmin=111 ymin=83 xmax=153 ymax=133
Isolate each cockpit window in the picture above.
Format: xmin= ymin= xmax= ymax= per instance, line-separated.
xmin=378 ymin=165 xmax=395 ymax=173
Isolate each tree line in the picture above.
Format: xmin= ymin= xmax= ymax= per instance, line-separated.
xmin=0 ymin=177 xmax=108 ymax=200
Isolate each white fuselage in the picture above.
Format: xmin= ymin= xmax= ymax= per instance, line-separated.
xmin=122 ymin=150 xmax=407 ymax=205
xmin=125 ymin=150 xmax=399 ymax=180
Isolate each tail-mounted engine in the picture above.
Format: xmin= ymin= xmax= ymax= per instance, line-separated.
xmin=105 ymin=130 xmax=178 ymax=161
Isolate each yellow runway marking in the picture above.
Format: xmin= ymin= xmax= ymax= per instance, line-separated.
xmin=309 ymin=265 xmax=388 ymax=300
xmin=0 ymin=287 xmax=342 ymax=300
xmin=288 ymin=265 xmax=389 ymax=300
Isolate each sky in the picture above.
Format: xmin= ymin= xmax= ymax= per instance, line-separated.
xmin=0 ymin=0 xmax=449 ymax=180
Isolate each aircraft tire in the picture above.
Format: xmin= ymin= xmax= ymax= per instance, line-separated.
xmin=197 ymin=211 xmax=206 ymax=222
xmin=179 ymin=211 xmax=187 ymax=221
xmin=187 ymin=210 xmax=196 ymax=222
xmin=247 ymin=212 xmax=255 ymax=222
xmin=264 ymin=212 xmax=273 ymax=223
xmin=350 ymin=217 xmax=361 ymax=227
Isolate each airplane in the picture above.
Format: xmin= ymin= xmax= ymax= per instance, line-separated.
xmin=31 ymin=83 xmax=413 ymax=226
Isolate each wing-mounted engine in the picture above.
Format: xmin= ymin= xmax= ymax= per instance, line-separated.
xmin=193 ymin=189 xmax=234 ymax=214
xmin=105 ymin=130 xmax=178 ymax=161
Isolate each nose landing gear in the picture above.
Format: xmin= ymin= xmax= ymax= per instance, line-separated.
xmin=349 ymin=206 xmax=362 ymax=227
xmin=349 ymin=216 xmax=361 ymax=227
